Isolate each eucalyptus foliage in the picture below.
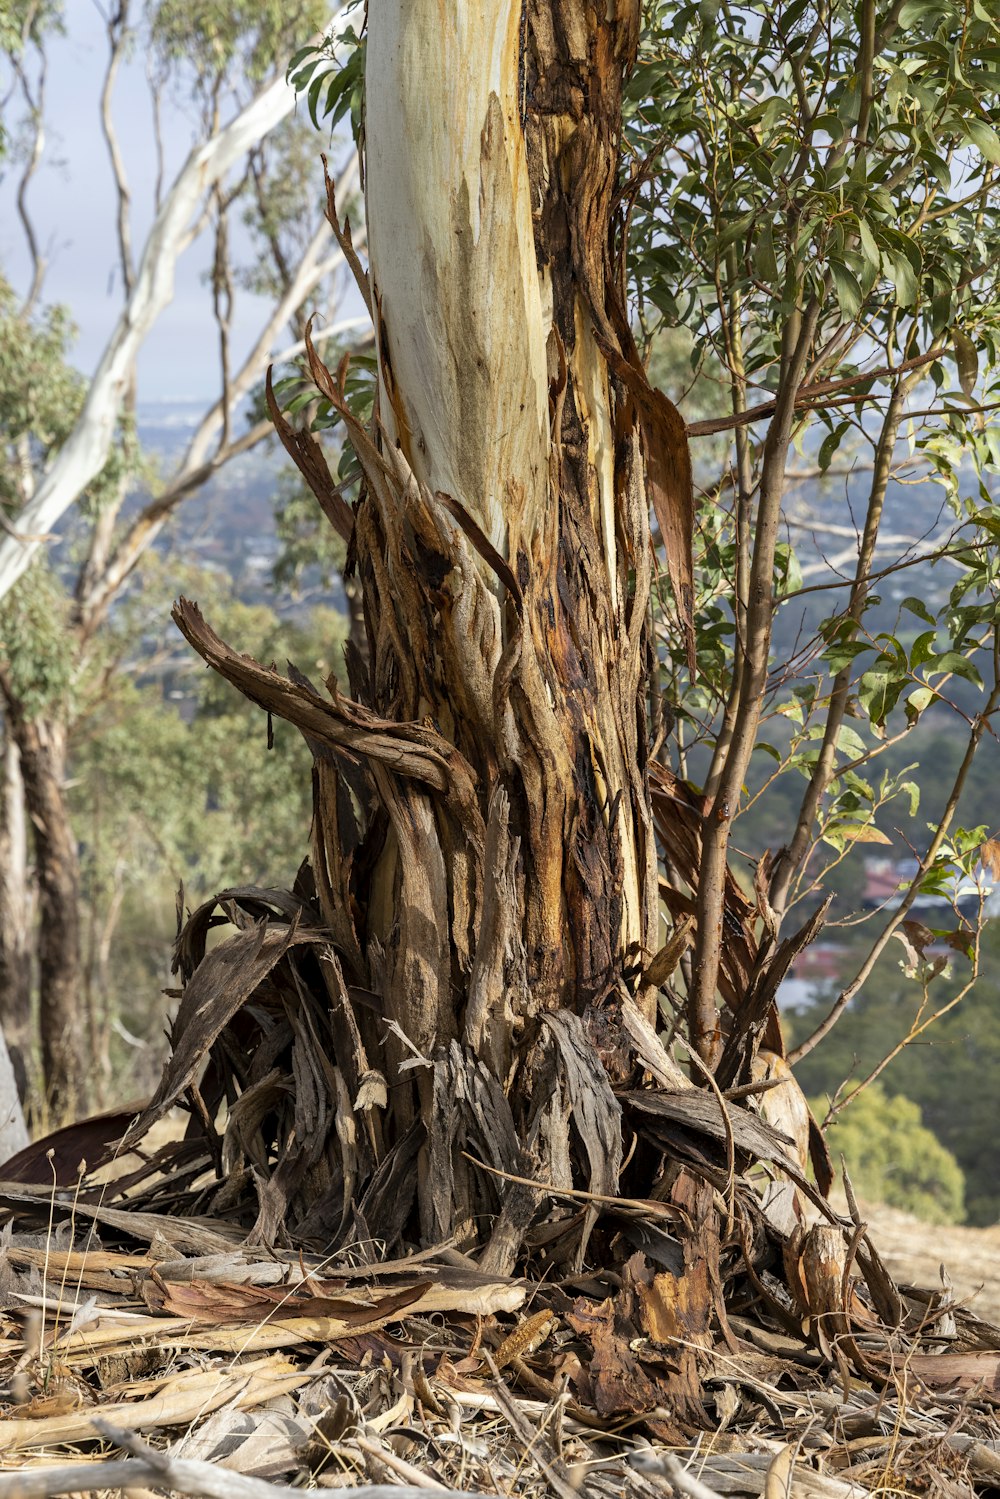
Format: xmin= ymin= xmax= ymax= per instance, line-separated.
xmin=622 ymin=0 xmax=1000 ymax=894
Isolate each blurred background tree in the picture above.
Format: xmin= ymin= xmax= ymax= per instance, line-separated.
xmin=0 ymin=0 xmax=360 ymax=1118
xmin=809 ymin=1082 xmax=966 ymax=1225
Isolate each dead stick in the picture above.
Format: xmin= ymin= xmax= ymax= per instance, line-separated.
xmin=0 ymin=1422 xmax=495 ymax=1499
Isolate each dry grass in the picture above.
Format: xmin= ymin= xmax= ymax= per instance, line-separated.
xmin=857 ymin=1202 xmax=1000 ymax=1324
xmin=0 ymin=1195 xmax=999 ymax=1499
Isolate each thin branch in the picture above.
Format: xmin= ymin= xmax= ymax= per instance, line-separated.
xmin=704 ymin=249 xmax=753 ymax=801
xmin=780 ymin=530 xmax=981 ymax=601
xmin=98 ymin=0 xmax=135 ymax=296
xmin=689 ymin=291 xmax=823 ymax=1061
xmin=770 ymin=377 xmax=908 ymax=915
xmin=147 ymin=62 xmax=167 ymax=212
xmin=210 ymin=187 xmax=235 ymax=450
xmin=685 ymin=345 xmax=945 ymax=438
xmin=12 ymin=36 xmax=47 ymax=314
xmin=790 ymin=666 xmax=1000 ymax=1064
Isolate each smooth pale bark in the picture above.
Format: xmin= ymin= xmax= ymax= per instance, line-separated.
xmin=0 ymin=733 xmax=32 ymax=1059
xmin=365 ymin=5 xmax=549 ymax=552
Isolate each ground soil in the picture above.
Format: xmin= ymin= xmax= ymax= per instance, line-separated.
xmin=862 ymin=1200 xmax=1000 ymax=1322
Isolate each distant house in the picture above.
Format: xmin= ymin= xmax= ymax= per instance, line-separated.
xmin=778 ymin=942 xmax=845 ymax=1012
xmin=861 ymin=857 xmax=904 ymax=910
xmin=861 ymin=855 xmax=1000 ymax=917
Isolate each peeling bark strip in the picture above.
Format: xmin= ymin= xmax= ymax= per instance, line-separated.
xmin=175 ymin=0 xmax=695 ymax=1256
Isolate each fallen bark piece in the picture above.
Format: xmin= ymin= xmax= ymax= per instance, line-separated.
xmin=0 ymin=1355 xmax=305 ymax=1453
xmin=632 ymin=1449 xmax=871 ymax=1499
xmin=167 ymin=1406 xmax=310 ymax=1479
xmin=0 ymin=1448 xmax=495 ymax=1499
xmin=152 ymin=1269 xmax=524 ymax=1322
xmin=906 ymin=1351 xmax=1000 ymax=1394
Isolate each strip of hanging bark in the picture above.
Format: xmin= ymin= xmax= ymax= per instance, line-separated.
xmin=433 ymin=489 xmax=523 ymax=609
xmin=427 ymin=1041 xmax=527 ymax=1249
xmin=0 ymin=1183 xmax=241 ymax=1254
xmin=120 ymin=920 xmax=319 ymax=1151
xmin=173 ymin=885 xmax=315 ymax=980
xmin=0 ymin=1105 xmax=145 ymax=1186
xmin=641 ymin=913 xmax=695 ymax=991
xmin=171 ymin=599 xmax=480 ymax=815
xmin=541 ymin=1013 xmax=623 ymax=1269
xmin=264 ymin=367 xmax=354 ymax=543
xmin=617 ymin=998 xmax=690 ymax=1091
xmin=650 ymin=765 xmax=782 ymax=1050
xmin=321 ymin=152 xmax=372 ymax=318
xmin=598 ymin=336 xmax=695 ymax=667
xmin=716 ymin=899 xmax=833 ymax=1092
xmin=622 ymin=1090 xmax=852 ymax=1262
xmin=622 ymin=1090 xmax=798 ymax=1174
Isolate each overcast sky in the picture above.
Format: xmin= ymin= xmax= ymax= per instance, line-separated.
xmin=0 ymin=9 xmax=312 ymax=404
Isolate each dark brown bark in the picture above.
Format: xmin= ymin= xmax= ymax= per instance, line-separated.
xmin=1 ymin=689 xmax=84 ymax=1119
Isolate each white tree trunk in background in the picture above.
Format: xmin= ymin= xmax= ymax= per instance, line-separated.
xmin=0 ymin=1026 xmax=29 ymax=1162
xmin=0 ymin=24 xmax=342 ymax=600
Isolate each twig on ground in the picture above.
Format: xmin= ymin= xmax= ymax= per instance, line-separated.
xmin=0 ymin=1421 xmax=497 ymax=1499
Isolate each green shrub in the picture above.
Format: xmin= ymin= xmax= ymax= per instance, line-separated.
xmin=812 ymin=1084 xmax=966 ymax=1225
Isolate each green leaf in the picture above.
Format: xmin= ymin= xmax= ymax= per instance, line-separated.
xmin=836 ymin=725 xmax=868 ymax=760
xmin=858 ymin=667 xmax=906 ymax=728
xmin=886 ymin=67 xmax=908 ymax=111
xmin=830 ymin=260 xmax=862 ymax=320
xmin=716 ymin=212 xmax=754 ymax=251
xmin=901 ymin=596 xmax=936 ymax=624
xmin=755 ymin=217 xmax=779 ymax=282
xmin=952 ymin=328 xmax=979 ymax=399
xmin=887 ymin=252 xmax=918 ymax=307
xmin=910 ymin=629 xmax=938 ymax=668
xmin=926 ymin=652 xmax=984 ymax=687
xmin=818 ymin=423 xmax=848 ymax=471
xmin=824 ymin=639 xmax=872 ymax=673
xmin=961 ymin=117 xmax=1000 ymax=165
xmin=857 ymin=217 xmax=881 ymax=273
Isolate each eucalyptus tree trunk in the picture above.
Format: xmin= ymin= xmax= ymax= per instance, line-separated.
xmin=177 ymin=0 xmax=692 ymax=1261
xmin=1 ymin=695 xmax=83 ymax=1120
xmin=361 ymin=0 xmax=658 ymax=1018
xmin=0 ymin=732 xmax=33 ymax=1070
